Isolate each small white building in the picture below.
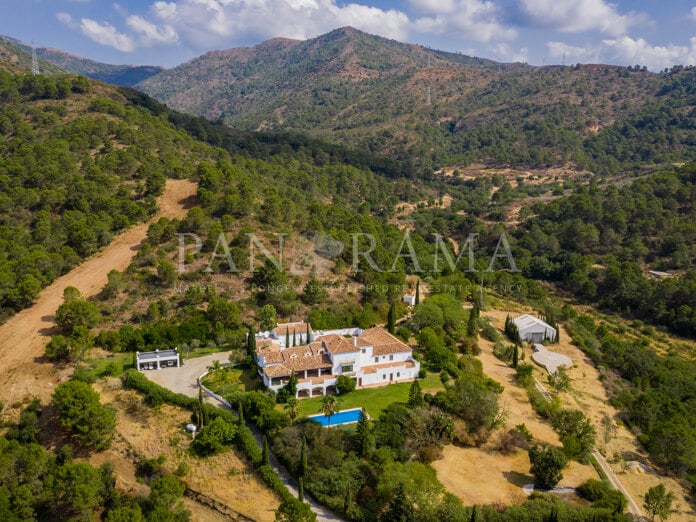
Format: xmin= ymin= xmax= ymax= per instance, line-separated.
xmin=512 ymin=314 xmax=557 ymax=344
xmin=255 ymin=324 xmax=420 ymax=398
xmin=136 ymin=348 xmax=180 ymax=370
xmin=403 ymin=294 xmax=417 ymax=306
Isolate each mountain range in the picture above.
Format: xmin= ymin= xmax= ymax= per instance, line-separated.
xmin=4 ymin=27 xmax=696 ymax=175
xmin=133 ymin=27 xmax=696 ymax=174
xmin=0 ymin=35 xmax=164 ymax=86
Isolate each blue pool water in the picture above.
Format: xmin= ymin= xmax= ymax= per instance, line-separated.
xmin=308 ymin=408 xmax=362 ymax=427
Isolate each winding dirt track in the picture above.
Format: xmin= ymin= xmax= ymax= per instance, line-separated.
xmin=0 ymin=180 xmax=197 ymax=407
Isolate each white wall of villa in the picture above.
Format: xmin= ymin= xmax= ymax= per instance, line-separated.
xmin=255 ymin=323 xmax=419 ymax=398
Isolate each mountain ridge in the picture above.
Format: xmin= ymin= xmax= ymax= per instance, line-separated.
xmin=135 ymin=27 xmax=696 ymax=175
xmin=0 ymin=35 xmax=164 ymax=86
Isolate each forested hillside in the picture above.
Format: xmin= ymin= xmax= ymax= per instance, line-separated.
xmin=137 ymin=27 xmax=696 ymax=176
xmin=0 ymin=69 xmax=216 ymax=321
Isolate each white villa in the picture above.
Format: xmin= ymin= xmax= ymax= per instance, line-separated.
xmin=513 ymin=314 xmax=557 ymax=344
xmin=254 ymin=322 xmax=420 ymax=398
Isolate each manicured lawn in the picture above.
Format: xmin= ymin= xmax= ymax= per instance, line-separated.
xmin=83 ymin=352 xmax=135 ymax=377
xmin=200 ymin=367 xmax=246 ymax=396
xmin=294 ymin=372 xmax=444 ymax=419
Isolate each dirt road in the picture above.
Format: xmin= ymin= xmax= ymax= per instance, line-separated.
xmin=0 ymin=180 xmax=197 ymax=407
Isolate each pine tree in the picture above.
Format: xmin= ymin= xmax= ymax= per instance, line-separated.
xmin=298 ymin=476 xmax=304 ymax=502
xmin=415 ymin=279 xmax=420 ymax=305
xmin=408 ymin=379 xmax=424 ymax=407
xmin=262 ymin=435 xmax=270 ymax=466
xmin=387 ymin=301 xmax=396 ymax=334
xmin=512 ymin=343 xmax=519 ymax=368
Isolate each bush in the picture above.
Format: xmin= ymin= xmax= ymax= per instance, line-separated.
xmin=577 ymin=479 xmax=612 ymax=501
xmin=417 ymin=445 xmax=443 ymax=463
xmin=192 ymin=416 xmax=237 ymax=456
xmin=515 ymin=363 xmax=534 ymax=386
xmin=336 ymin=375 xmax=356 ymax=394
xmin=528 ymin=444 xmax=568 ymax=490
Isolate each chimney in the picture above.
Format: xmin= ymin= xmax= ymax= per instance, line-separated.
xmin=353 ymin=335 xmax=357 ymax=346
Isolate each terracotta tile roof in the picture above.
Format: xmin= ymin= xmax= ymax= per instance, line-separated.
xmin=361 ymin=327 xmax=412 ymax=356
xmin=261 ymin=344 xmax=333 ymax=379
xmin=319 ymin=334 xmax=359 ymax=354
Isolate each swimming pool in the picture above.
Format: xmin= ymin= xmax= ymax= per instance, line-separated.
xmin=308 ymin=407 xmax=363 ymax=427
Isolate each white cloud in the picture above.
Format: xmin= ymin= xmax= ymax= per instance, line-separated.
xmin=79 ymin=18 xmax=135 ymax=52
xmin=691 ymin=7 xmax=696 ymax=21
xmin=411 ymin=0 xmax=516 ymax=42
xmin=546 ymin=41 xmax=601 ymax=63
xmin=56 ymin=12 xmax=76 ymax=28
xmin=520 ymin=0 xmax=645 ymax=36
xmin=602 ymin=36 xmax=696 ymax=70
xmin=490 ymin=43 xmax=528 ymax=62
xmin=150 ymin=0 xmax=410 ymax=48
xmin=126 ymin=14 xmax=178 ymax=46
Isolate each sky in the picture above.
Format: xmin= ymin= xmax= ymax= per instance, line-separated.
xmin=1 ymin=0 xmax=695 ymax=71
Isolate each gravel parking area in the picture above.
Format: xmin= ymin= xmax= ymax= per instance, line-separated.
xmin=143 ymin=351 xmax=235 ymax=397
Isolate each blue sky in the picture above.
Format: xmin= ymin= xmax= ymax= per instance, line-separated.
xmin=1 ymin=0 xmax=695 ymax=71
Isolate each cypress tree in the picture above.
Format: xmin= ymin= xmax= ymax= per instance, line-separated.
xmin=306 ymin=322 xmax=311 ymax=344
xmin=238 ymin=401 xmax=244 ymax=425
xmin=198 ymin=387 xmax=205 ymax=428
xmin=246 ymin=325 xmax=255 ymax=356
xmin=262 ymin=435 xmax=270 ymax=466
xmin=293 ymin=329 xmax=297 ymax=347
xmin=299 ymin=436 xmax=308 ymax=478
xmin=285 ymin=328 xmax=290 ymax=348
xmin=470 ymin=505 xmax=478 ymax=522
xmin=408 ymin=379 xmax=424 ymax=407
xmin=387 ymin=301 xmax=396 ymax=334
xmin=415 ymin=279 xmax=420 ymax=305
xmin=298 ymin=477 xmax=304 ymax=502
xmin=512 ymin=343 xmax=519 ymax=368
xmin=467 ymin=302 xmax=479 ymax=338
xmin=355 ymin=409 xmax=372 ymax=458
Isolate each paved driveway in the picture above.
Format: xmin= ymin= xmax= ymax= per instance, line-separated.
xmin=143 ymin=351 xmax=235 ymax=397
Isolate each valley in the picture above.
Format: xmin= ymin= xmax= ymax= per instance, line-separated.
xmin=0 ymin=20 xmax=694 ymax=522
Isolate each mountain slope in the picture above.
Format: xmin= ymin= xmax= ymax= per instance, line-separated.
xmin=0 ymin=60 xmax=216 ymax=320
xmin=0 ymin=37 xmax=63 ymax=75
xmin=137 ymin=27 xmax=696 ymax=175
xmin=1 ymin=35 xmax=164 ymax=85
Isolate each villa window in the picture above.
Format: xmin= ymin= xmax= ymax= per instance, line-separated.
xmin=374 ymin=357 xmax=378 ymax=363
xmin=382 ymin=374 xmax=386 ymax=380
xmin=397 ymin=372 xmax=400 ymax=378
xmin=341 ymin=364 xmax=353 ymax=373
xmin=389 ymin=354 xmax=394 ymax=361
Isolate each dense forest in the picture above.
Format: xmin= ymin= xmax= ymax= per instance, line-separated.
xmin=0 ymin=71 xmax=216 ymax=320
xmin=514 ymin=163 xmax=696 ymax=336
